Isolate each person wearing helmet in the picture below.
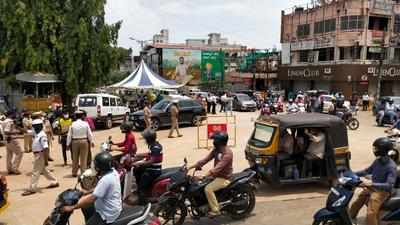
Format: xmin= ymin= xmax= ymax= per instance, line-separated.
xmin=378 ymin=98 xmax=398 ymax=125
xmin=286 ymin=99 xmax=299 ymax=113
xmin=111 ymin=122 xmax=137 ymax=167
xmin=132 ymin=129 xmax=163 ymax=204
xmin=349 ymin=137 xmax=397 ymax=225
xmin=63 ymin=152 xmax=122 ymax=225
xmin=22 ymin=119 xmax=59 ymax=196
xmin=189 ymin=132 xmax=233 ymax=217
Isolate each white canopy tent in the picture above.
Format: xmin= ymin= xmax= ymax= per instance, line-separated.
xmin=110 ymin=60 xmax=184 ymax=90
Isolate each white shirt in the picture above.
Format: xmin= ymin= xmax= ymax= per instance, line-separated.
xmin=306 ymin=132 xmax=326 ymax=159
xmin=32 ymin=130 xmax=48 ymax=152
xmin=362 ymin=94 xmax=369 ymax=101
xmin=3 ymin=118 xmax=16 ymax=139
xmin=66 ymin=119 xmax=93 ymax=146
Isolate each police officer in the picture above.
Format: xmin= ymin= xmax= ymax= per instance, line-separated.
xmin=168 ymin=101 xmax=182 ymax=138
xmin=22 ymin=111 xmax=33 ymax=153
xmin=4 ymin=111 xmax=23 ymax=175
xmin=143 ymin=101 xmax=152 ymax=129
xmin=22 ymin=119 xmax=59 ymax=196
xmin=349 ymin=137 xmax=397 ymax=225
xmin=67 ymin=110 xmax=94 ymax=177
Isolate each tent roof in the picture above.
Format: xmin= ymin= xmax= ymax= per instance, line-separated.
xmin=16 ymin=72 xmax=62 ymax=83
xmin=110 ymin=60 xmax=183 ymax=89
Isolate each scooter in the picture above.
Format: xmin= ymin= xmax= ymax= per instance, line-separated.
xmin=312 ymin=171 xmax=400 ymax=225
xmin=154 ymin=160 xmax=256 ymax=225
xmin=43 ymin=170 xmax=161 ymax=225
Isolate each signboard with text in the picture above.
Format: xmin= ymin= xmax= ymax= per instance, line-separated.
xmin=207 ymin=124 xmax=227 ymax=139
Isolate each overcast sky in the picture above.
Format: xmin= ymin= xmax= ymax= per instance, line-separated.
xmin=105 ymin=0 xmax=308 ymax=54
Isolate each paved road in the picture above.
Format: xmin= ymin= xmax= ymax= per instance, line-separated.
xmin=0 ymin=111 xmax=384 ymax=225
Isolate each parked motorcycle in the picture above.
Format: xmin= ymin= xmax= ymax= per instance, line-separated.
xmin=43 ymin=170 xmax=161 ymax=225
xmin=154 ymin=162 xmax=256 ymax=225
xmin=312 ymin=171 xmax=400 ymax=225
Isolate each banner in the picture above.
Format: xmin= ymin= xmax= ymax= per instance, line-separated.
xmin=162 ymin=48 xmax=201 ymax=84
xmin=207 ymin=123 xmax=227 ymax=139
xmin=201 ymin=51 xmax=224 ymax=83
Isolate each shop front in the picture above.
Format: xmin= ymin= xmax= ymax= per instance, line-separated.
xmin=278 ymin=64 xmax=400 ymax=98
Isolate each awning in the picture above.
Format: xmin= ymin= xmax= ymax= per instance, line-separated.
xmin=16 ymin=72 xmax=62 ymax=83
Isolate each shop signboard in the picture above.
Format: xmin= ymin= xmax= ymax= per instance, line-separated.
xmin=201 ymin=51 xmax=224 ymax=83
xmin=162 ymin=48 xmax=201 ymax=84
xmin=290 ymin=40 xmax=314 ymax=51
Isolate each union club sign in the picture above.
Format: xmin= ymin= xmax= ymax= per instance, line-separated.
xmin=288 ymin=68 xmax=320 ymax=78
xmin=369 ymin=67 xmax=400 ymax=77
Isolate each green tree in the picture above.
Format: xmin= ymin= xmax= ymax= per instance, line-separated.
xmin=0 ymin=0 xmax=122 ymax=104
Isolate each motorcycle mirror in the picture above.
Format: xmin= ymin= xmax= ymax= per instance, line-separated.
xmin=184 ymin=157 xmax=188 ymax=164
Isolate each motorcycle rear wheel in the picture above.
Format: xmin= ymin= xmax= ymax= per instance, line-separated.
xmin=153 ymin=200 xmax=187 ymax=225
xmin=312 ymin=220 xmax=341 ymax=225
xmin=347 ymin=118 xmax=359 ymax=130
xmin=226 ymin=184 xmax=256 ymax=219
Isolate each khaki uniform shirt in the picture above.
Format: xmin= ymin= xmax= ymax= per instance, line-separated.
xmin=143 ymin=106 xmax=152 ymax=119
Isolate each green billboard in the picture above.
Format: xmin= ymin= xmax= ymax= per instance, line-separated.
xmin=201 ymin=51 xmax=224 ymax=83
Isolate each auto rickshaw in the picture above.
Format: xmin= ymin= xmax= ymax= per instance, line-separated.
xmin=245 ymin=113 xmax=351 ymax=186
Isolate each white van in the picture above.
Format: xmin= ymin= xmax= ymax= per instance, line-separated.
xmin=75 ymin=93 xmax=130 ymax=129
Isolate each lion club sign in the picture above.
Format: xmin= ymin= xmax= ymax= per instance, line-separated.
xmin=207 ymin=124 xmax=228 ymax=139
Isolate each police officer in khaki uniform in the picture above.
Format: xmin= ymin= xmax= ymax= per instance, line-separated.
xmin=67 ymin=110 xmax=94 ymax=177
xmin=4 ymin=111 xmax=23 ymax=175
xmin=22 ymin=119 xmax=59 ymax=196
xmin=168 ymin=101 xmax=182 ymax=138
xmin=22 ymin=111 xmax=33 ymax=153
xmin=143 ymin=101 xmax=152 ymax=129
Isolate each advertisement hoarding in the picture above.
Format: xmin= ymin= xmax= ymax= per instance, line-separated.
xmin=201 ymin=51 xmax=224 ymax=83
xmin=162 ymin=49 xmax=201 ymax=84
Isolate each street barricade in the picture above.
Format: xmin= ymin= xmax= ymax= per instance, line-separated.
xmin=197 ymin=115 xmax=236 ymax=149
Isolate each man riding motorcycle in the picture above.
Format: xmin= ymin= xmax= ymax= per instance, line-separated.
xmin=111 ymin=122 xmax=137 ymax=167
xmin=378 ymin=98 xmax=398 ymax=125
xmin=63 ymin=152 xmax=122 ymax=225
xmin=349 ymin=137 xmax=397 ymax=225
xmin=286 ymin=99 xmax=299 ymax=113
xmin=132 ymin=129 xmax=163 ymax=205
xmin=189 ymin=132 xmax=233 ymax=217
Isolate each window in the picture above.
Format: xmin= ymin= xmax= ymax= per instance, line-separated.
xmin=339 ymin=46 xmax=361 ymax=60
xmin=314 ymin=19 xmax=336 ymax=34
xmin=152 ymin=100 xmax=170 ymax=111
xmin=299 ymin=50 xmax=310 ymax=62
xmin=110 ymin=98 xmax=116 ymax=106
xmin=116 ymin=98 xmax=124 ymax=106
xmin=367 ymin=47 xmax=387 ymax=60
xmin=102 ymin=97 xmax=110 ymax=106
xmin=78 ymin=96 xmax=97 ymax=107
xmin=341 ymin=16 xmax=364 ymax=30
xmin=178 ymin=100 xmax=192 ymax=108
xmin=297 ymin=24 xmax=310 ymax=38
xmin=394 ymin=15 xmax=400 ymax=33
xmin=368 ymin=16 xmax=389 ymax=31
xmin=249 ymin=124 xmax=275 ymax=148
xmin=317 ymin=47 xmax=335 ymax=61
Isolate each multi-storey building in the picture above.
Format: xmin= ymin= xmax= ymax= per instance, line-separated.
xmin=279 ymin=0 xmax=400 ymax=97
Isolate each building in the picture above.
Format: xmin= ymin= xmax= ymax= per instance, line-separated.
xmin=153 ymin=29 xmax=169 ymax=44
xmin=279 ymin=0 xmax=400 ymax=97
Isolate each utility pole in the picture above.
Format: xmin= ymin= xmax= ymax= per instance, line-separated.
xmin=252 ymin=49 xmax=256 ymax=90
xmin=376 ymin=29 xmax=386 ymax=100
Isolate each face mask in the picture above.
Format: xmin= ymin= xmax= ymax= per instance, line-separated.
xmin=64 ymin=115 xmax=69 ymax=119
xmin=33 ymin=126 xmax=42 ymax=134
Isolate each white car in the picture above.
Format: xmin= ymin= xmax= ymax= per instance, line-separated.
xmin=75 ymin=93 xmax=130 ymax=129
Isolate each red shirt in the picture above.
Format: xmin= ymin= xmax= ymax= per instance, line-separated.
xmin=85 ymin=117 xmax=95 ymax=131
xmin=116 ymin=132 xmax=136 ymax=155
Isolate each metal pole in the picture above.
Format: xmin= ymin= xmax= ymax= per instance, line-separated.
xmin=376 ymin=30 xmax=386 ymax=99
xmin=252 ymin=49 xmax=256 ymax=90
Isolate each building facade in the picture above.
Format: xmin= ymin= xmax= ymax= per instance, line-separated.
xmin=279 ymin=0 xmax=400 ymax=97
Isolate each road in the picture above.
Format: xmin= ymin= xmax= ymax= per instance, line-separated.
xmin=0 ymin=111 xmax=383 ymax=225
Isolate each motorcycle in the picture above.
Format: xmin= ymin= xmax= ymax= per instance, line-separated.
xmin=154 ymin=161 xmax=256 ymax=225
xmin=43 ymin=170 xmax=161 ymax=225
xmin=0 ymin=175 xmax=9 ymax=214
xmin=312 ymin=171 xmax=400 ymax=225
xmin=343 ymin=111 xmax=360 ymax=131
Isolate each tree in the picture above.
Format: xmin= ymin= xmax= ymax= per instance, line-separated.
xmin=0 ymin=0 xmax=122 ymax=104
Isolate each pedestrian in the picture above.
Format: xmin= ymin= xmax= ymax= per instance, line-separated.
xmin=219 ymin=94 xmax=226 ymax=113
xmin=67 ymin=110 xmax=94 ymax=177
xmin=59 ymin=111 xmax=72 ymax=166
xmin=211 ymin=94 xmax=217 ymax=114
xmin=42 ymin=112 xmax=55 ymax=164
xmin=82 ymin=111 xmax=94 ymax=168
xmin=4 ymin=111 xmax=23 ymax=175
xmin=22 ymin=119 xmax=59 ymax=196
xmin=362 ymin=92 xmax=370 ymax=111
xmin=168 ymin=101 xmax=182 ymax=138
xmin=143 ymin=101 xmax=152 ymax=129
xmin=22 ymin=111 xmax=33 ymax=153
xmin=350 ymin=94 xmax=358 ymax=115
xmin=206 ymin=94 xmax=212 ymax=113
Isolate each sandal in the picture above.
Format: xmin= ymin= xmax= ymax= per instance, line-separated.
xmin=208 ymin=211 xmax=221 ymax=218
xmin=22 ymin=190 xmax=36 ymax=196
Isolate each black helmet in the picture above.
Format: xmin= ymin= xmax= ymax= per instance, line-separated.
xmin=142 ymin=129 xmax=157 ymax=144
xmin=94 ymin=152 xmax=113 ymax=173
xmin=373 ymin=137 xmax=393 ymax=157
xmin=120 ymin=122 xmax=133 ymax=132
xmin=211 ymin=132 xmax=229 ymax=147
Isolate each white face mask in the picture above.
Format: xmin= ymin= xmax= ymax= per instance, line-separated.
xmin=64 ymin=114 xmax=69 ymax=119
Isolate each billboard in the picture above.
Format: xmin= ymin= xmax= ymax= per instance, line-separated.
xmin=162 ymin=48 xmax=201 ymax=84
xmin=201 ymin=51 xmax=224 ymax=83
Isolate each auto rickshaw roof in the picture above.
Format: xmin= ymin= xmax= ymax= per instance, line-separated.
xmin=259 ymin=113 xmax=343 ymax=129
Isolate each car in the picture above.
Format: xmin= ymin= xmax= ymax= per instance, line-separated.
xmin=0 ymin=97 xmax=8 ymax=114
xmin=129 ymin=99 xmax=207 ymax=130
xmin=75 ymin=93 xmax=130 ymax=129
xmin=232 ymin=93 xmax=257 ymax=112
